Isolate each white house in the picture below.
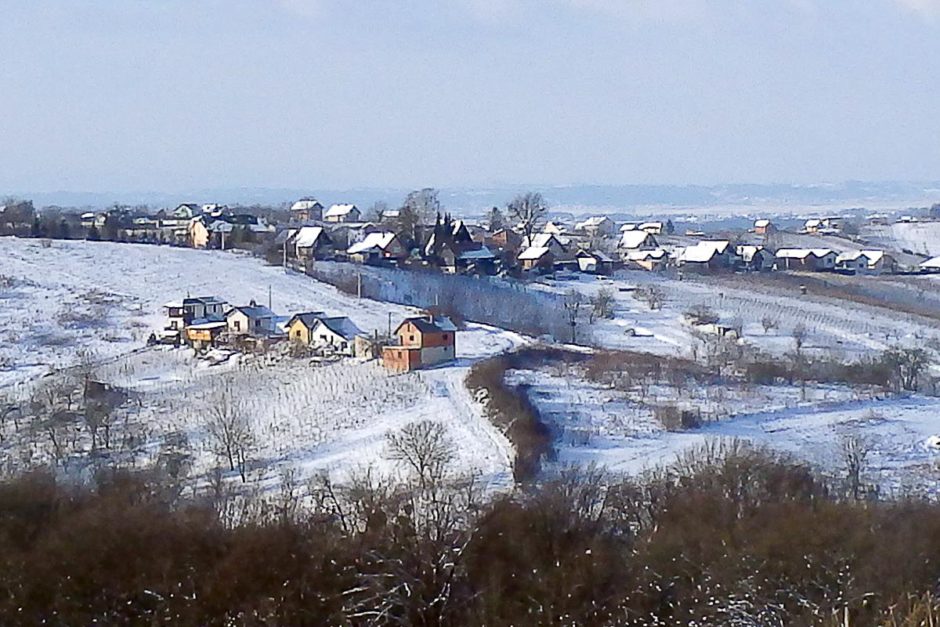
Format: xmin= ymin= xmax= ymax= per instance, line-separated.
xmin=775 ymin=248 xmax=837 ymax=271
xmin=309 ymin=316 xmax=364 ymax=356
xmin=293 ymin=226 xmax=331 ymax=259
xmin=225 ymin=303 xmax=276 ymax=336
xmin=347 ymin=231 xmax=406 ymax=263
xmin=290 ymin=198 xmax=323 ymax=222
xmin=835 ymin=250 xmax=894 ymax=275
xmin=639 ymin=221 xmax=664 ymax=234
xmin=324 ymin=204 xmax=362 ymax=223
xmin=574 ymin=216 xmax=616 ymax=238
xmin=617 ymin=230 xmax=658 ymax=251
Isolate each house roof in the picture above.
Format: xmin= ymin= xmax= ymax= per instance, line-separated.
xmin=290 ymin=198 xmax=322 ymax=211
xmin=294 ymin=226 xmax=326 ymax=248
xmin=618 ymin=230 xmax=654 ymax=249
xmin=626 ymin=248 xmax=667 ymax=261
xmin=639 ymin=221 xmax=663 ymax=230
xmin=619 ymin=223 xmax=638 ymax=231
xmin=776 ymin=248 xmax=834 ymax=259
xmin=457 ymin=246 xmax=496 ymax=261
xmin=227 ymin=305 xmax=275 ymax=320
xmin=287 ymin=311 xmax=327 ymax=329
xmin=187 ymin=321 xmax=228 ymax=331
xmin=577 ymin=249 xmax=614 ymax=262
xmin=183 ymin=296 xmax=226 ymax=306
xmin=837 ymin=250 xmax=886 ymax=265
xmin=575 ymin=216 xmax=611 ymax=230
xmin=314 ymin=316 xmax=364 ymax=341
xmin=920 ymin=256 xmax=940 ymax=269
xmin=275 ymin=228 xmax=298 ymax=245
xmin=518 ymin=246 xmax=551 ymax=261
xmin=754 ymin=219 xmax=771 ymax=228
xmin=736 ymin=245 xmax=768 ymax=262
xmin=347 ymin=231 xmax=397 ymax=255
xmin=524 ymin=233 xmax=565 ymax=250
xmin=325 ymin=203 xmax=358 ymax=218
xmin=678 ymin=241 xmax=731 ymax=263
xmin=397 ymin=316 xmax=456 ymax=335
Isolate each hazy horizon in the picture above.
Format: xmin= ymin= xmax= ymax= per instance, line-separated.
xmin=2 ymin=1 xmax=940 ymax=193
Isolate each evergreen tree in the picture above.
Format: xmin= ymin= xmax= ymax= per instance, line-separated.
xmin=87 ymin=224 xmax=100 ymax=241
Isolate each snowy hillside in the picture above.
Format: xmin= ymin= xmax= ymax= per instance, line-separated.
xmin=0 ymin=238 xmax=521 ymax=490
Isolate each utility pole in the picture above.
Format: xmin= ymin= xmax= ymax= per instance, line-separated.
xmin=357 ymin=272 xmax=362 ymax=299
xmin=387 ymin=312 xmax=392 ymax=339
xmin=268 ymin=285 xmax=272 ymax=311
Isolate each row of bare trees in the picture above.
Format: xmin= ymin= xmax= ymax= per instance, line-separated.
xmin=1 ymin=441 xmax=940 ymax=624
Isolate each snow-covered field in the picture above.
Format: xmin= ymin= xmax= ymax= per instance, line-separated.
xmin=513 ymin=366 xmax=940 ymax=495
xmin=534 ymin=270 xmax=940 ymax=360
xmin=0 ymin=238 xmax=521 ymax=490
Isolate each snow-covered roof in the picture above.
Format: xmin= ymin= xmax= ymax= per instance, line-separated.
xmin=639 ymin=221 xmax=663 ymax=231
xmin=347 ymin=231 xmax=396 ymax=255
xmin=294 ymin=226 xmax=325 ymax=248
xmin=626 ymin=248 xmax=667 ymax=261
xmin=921 ymin=256 xmax=940 ymax=269
xmin=776 ymin=248 xmax=834 ymax=259
xmin=314 ymin=316 xmax=364 ymax=341
xmin=754 ymin=219 xmax=771 ymax=228
xmin=518 ymin=246 xmax=551 ymax=261
xmin=524 ymin=233 xmax=564 ymax=250
xmin=619 ymin=223 xmax=638 ymax=232
xmin=290 ymin=198 xmax=322 ymax=211
xmin=577 ymin=249 xmax=614 ymax=262
xmin=209 ymin=221 xmax=234 ymax=233
xmin=837 ymin=250 xmax=886 ymax=265
xmin=736 ymin=245 xmax=768 ymax=262
xmin=325 ymin=203 xmax=358 ymax=218
xmin=381 ymin=209 xmax=401 ymax=219
xmin=575 ymin=216 xmax=611 ymax=230
xmin=287 ymin=311 xmax=327 ymax=329
xmin=678 ymin=240 xmax=731 ymax=263
xmin=228 ymin=304 xmax=275 ymax=320
xmin=187 ymin=321 xmax=228 ymax=331
xmin=618 ymin=230 xmax=654 ymax=249
xmin=542 ymin=221 xmax=567 ymax=235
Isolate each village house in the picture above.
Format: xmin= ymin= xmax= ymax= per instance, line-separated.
xmin=324 ymin=203 xmax=361 ymax=223
xmin=775 ymin=248 xmax=837 ymax=271
xmin=518 ymin=246 xmax=555 ymax=272
xmin=736 ymin=245 xmax=775 ymax=271
xmin=576 ymin=250 xmax=615 ymax=274
xmin=485 ymin=228 xmax=523 ymax=252
xmin=754 ymin=219 xmax=776 ymax=235
xmin=225 ymin=302 xmax=276 ymax=337
xmin=289 ymin=198 xmax=324 ymax=223
xmin=347 ymin=231 xmax=406 ymax=264
xmin=285 ymin=312 xmax=328 ymax=344
xmin=185 ymin=321 xmax=228 ymax=350
xmin=382 ymin=315 xmax=457 ymax=372
xmin=639 ymin=221 xmax=664 ymax=235
xmin=309 ymin=316 xmax=364 ymax=356
xmin=803 ymin=217 xmax=842 ymax=234
xmin=455 ymin=246 xmax=499 ymax=275
xmin=617 ymin=230 xmax=658 ymax=253
xmin=619 ymin=223 xmax=638 ymax=232
xmin=523 ymin=232 xmax=568 ymax=256
xmin=624 ymin=248 xmax=668 ymax=271
xmin=163 ymin=295 xmax=227 ymax=332
xmin=292 ymin=226 xmax=333 ymax=260
xmin=542 ymin=221 xmax=569 ymax=236
xmin=575 ymin=216 xmax=617 ymax=238
xmin=835 ymin=250 xmax=895 ymax=275
xmin=677 ymin=241 xmax=739 ymax=272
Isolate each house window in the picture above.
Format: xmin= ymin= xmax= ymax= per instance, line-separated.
xmin=234 ymin=320 xmax=241 ymax=331
xmin=442 ymin=334 xmax=448 ymax=341
xmin=409 ymin=335 xmax=415 ymax=342
xmin=170 ymin=321 xmax=178 ymax=330
xmin=295 ymin=331 xmax=301 ymax=338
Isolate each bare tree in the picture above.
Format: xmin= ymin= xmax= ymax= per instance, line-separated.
xmin=206 ymin=388 xmax=255 ymax=482
xmin=761 ymin=315 xmax=779 ymax=334
xmin=563 ymin=290 xmax=583 ymax=343
xmin=792 ymin=323 xmax=807 ymax=355
xmin=403 ymin=188 xmax=441 ymax=225
xmin=881 ymin=346 xmax=930 ymax=392
xmin=840 ymin=433 xmax=873 ymax=500
xmin=634 ymin=285 xmax=665 ymax=311
xmin=486 ymin=206 xmax=505 ymax=232
xmin=386 ymin=420 xmax=455 ymax=488
xmin=589 ymin=287 xmax=615 ymax=323
xmin=507 ymin=192 xmax=547 ymax=243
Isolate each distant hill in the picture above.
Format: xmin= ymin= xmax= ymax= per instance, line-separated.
xmin=9 ymin=181 xmax=940 ymax=216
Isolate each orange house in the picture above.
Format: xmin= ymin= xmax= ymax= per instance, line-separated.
xmin=382 ymin=316 xmax=457 ymax=372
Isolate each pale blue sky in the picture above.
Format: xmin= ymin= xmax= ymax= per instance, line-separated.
xmin=1 ymin=0 xmax=939 ymax=192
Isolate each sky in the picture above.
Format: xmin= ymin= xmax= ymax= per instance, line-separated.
xmin=1 ymin=0 xmax=940 ymax=193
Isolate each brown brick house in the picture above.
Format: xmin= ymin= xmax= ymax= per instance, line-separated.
xmin=382 ymin=315 xmax=457 ymax=372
